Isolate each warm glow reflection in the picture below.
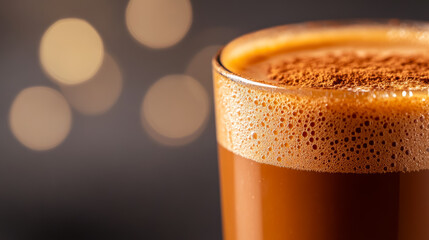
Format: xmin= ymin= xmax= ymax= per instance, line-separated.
xmin=142 ymin=75 xmax=209 ymax=146
xmin=40 ymin=18 xmax=104 ymax=85
xmin=60 ymin=53 xmax=123 ymax=116
xmin=126 ymin=0 xmax=192 ymax=49
xmin=186 ymin=45 xmax=221 ymax=97
xmin=9 ymin=87 xmax=72 ymax=151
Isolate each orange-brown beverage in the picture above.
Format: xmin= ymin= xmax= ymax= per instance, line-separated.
xmin=213 ymin=21 xmax=429 ymax=240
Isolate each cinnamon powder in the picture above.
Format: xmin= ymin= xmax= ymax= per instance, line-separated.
xmin=266 ymin=52 xmax=429 ymax=90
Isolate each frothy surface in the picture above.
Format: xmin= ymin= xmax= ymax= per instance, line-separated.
xmin=214 ymin=23 xmax=429 ymax=173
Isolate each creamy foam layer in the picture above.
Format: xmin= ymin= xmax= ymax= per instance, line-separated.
xmin=250 ymin=46 xmax=429 ymax=91
xmin=215 ymin=23 xmax=429 ymax=173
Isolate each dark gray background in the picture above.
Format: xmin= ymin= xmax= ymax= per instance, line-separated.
xmin=0 ymin=0 xmax=428 ymax=239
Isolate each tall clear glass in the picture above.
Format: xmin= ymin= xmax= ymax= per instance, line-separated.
xmin=213 ymin=20 xmax=429 ymax=240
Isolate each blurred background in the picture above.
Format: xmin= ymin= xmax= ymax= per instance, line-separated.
xmin=1 ymin=0 xmax=429 ymax=239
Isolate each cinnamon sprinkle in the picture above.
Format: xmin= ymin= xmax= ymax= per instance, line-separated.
xmin=266 ymin=52 xmax=429 ymax=90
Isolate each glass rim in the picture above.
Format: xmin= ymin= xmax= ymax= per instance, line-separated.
xmin=213 ymin=19 xmax=429 ymax=98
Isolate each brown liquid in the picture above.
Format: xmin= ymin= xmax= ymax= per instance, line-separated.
xmin=214 ymin=22 xmax=429 ymax=240
xmin=219 ymin=145 xmax=429 ymax=240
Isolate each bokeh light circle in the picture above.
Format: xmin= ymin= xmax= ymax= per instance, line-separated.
xmin=40 ymin=18 xmax=104 ymax=85
xmin=186 ymin=45 xmax=222 ymax=97
xmin=60 ymin=53 xmax=123 ymax=116
xmin=9 ymin=86 xmax=72 ymax=151
xmin=142 ymin=74 xmax=209 ymax=146
xmin=126 ymin=0 xmax=192 ymax=49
